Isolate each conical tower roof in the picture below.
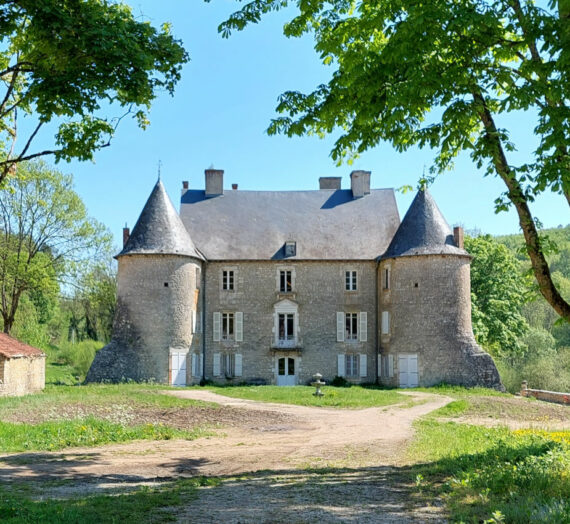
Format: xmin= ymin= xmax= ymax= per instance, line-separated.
xmin=118 ymin=180 xmax=204 ymax=259
xmin=381 ymin=188 xmax=468 ymax=259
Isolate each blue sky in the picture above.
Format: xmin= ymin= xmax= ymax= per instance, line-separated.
xmin=63 ymin=1 xmax=568 ymax=248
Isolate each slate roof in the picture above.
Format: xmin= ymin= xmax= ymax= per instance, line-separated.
xmin=179 ymin=188 xmax=400 ymax=260
xmin=0 ymin=333 xmax=45 ymax=359
xmin=118 ymin=180 xmax=203 ymax=259
xmin=381 ymin=188 xmax=468 ymax=259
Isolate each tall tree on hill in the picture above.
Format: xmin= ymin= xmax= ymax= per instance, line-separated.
xmin=214 ymin=0 xmax=570 ymax=321
xmin=0 ymin=0 xmax=188 ymax=184
xmin=0 ymin=160 xmax=111 ymax=334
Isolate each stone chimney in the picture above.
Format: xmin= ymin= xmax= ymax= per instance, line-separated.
xmin=205 ymin=169 xmax=224 ymax=197
xmin=181 ymin=180 xmax=189 ymax=196
xmin=319 ymin=177 xmax=341 ymax=190
xmin=122 ymin=226 xmax=130 ymax=247
xmin=453 ymin=226 xmax=464 ymax=249
xmin=350 ymin=170 xmax=371 ymax=198
xmin=232 ymin=183 xmax=238 ymax=190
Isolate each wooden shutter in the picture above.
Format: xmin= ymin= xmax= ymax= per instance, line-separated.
xmin=235 ymin=312 xmax=243 ymax=342
xmin=377 ymin=354 xmax=382 ymax=377
xmin=199 ymin=354 xmax=203 ymax=378
xmin=336 ymin=312 xmax=344 ymax=342
xmin=359 ymin=353 xmax=367 ymax=377
xmin=388 ymin=354 xmax=394 ymax=378
xmin=191 ymin=354 xmax=198 ymax=377
xmin=235 ymin=353 xmax=243 ymax=377
xmin=213 ymin=312 xmax=221 ymax=342
xmin=359 ymin=312 xmax=368 ymax=342
xmin=213 ymin=353 xmax=221 ymax=377
xmin=337 ymin=354 xmax=345 ymax=377
xmin=381 ymin=311 xmax=390 ymax=335
xmin=191 ymin=310 xmax=196 ymax=334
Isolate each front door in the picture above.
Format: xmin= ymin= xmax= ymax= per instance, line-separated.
xmin=171 ymin=352 xmax=187 ymax=386
xmin=276 ymin=357 xmax=296 ymax=386
xmin=398 ymin=354 xmax=419 ymax=388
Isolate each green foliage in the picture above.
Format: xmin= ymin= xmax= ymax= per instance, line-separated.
xmin=57 ymin=339 xmax=103 ymax=380
xmin=0 ymin=160 xmax=111 ymax=334
xmin=206 ymin=385 xmax=406 ymax=408
xmin=217 ymin=0 xmax=570 ymax=319
xmin=0 ymin=477 xmax=217 ymax=523
xmin=0 ymin=0 xmax=188 ymax=181
xmin=467 ymin=235 xmax=530 ymax=359
xmin=409 ymin=421 xmax=570 ymax=522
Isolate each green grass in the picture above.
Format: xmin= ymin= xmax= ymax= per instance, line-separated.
xmin=0 ymin=416 xmax=208 ymax=452
xmin=204 ymin=384 xmax=408 ymax=408
xmin=0 ymin=384 xmax=215 ymax=452
xmin=0 ymin=477 xmax=219 ymax=523
xmin=408 ymin=421 xmax=570 ymax=523
xmin=416 ymin=384 xmax=510 ymax=398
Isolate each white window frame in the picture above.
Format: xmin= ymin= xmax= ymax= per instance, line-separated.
xmin=277 ymin=267 xmax=295 ymax=293
xmin=345 ymin=270 xmax=357 ymax=291
xmin=381 ymin=311 xmax=390 ymax=335
xmin=345 ymin=312 xmax=358 ymax=341
xmin=338 ymin=353 xmax=368 ymax=378
xmin=213 ymin=352 xmax=243 ymax=379
xmin=191 ymin=353 xmax=203 ymax=378
xmin=345 ymin=354 xmax=359 ymax=377
xmin=222 ymin=312 xmax=234 ymax=340
xmin=274 ymin=299 xmax=298 ymax=348
xmin=221 ymin=268 xmax=236 ymax=291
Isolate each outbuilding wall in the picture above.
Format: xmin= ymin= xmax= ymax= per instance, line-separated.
xmin=0 ymin=355 xmax=45 ymax=396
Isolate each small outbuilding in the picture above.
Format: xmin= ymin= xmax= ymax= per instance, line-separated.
xmin=0 ymin=333 xmax=45 ymax=396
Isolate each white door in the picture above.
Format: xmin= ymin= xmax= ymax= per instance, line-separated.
xmin=171 ymin=352 xmax=187 ymax=386
xmin=398 ymin=354 xmax=419 ymax=388
xmin=276 ymin=357 xmax=296 ymax=386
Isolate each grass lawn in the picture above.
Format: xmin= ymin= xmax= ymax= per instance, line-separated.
xmin=204 ymin=384 xmax=408 ymax=408
xmin=0 ymin=384 xmax=214 ymax=452
xmin=0 ymin=477 xmax=219 ymax=523
xmin=407 ymin=420 xmax=570 ymax=523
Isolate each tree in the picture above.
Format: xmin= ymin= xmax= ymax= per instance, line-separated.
xmin=215 ymin=0 xmax=570 ymax=321
xmin=467 ymin=235 xmax=529 ymax=360
xmin=0 ymin=0 xmax=188 ymax=184
xmin=0 ymin=160 xmax=111 ymax=333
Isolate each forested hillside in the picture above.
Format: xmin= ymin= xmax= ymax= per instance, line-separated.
xmin=473 ymin=225 xmax=570 ymax=392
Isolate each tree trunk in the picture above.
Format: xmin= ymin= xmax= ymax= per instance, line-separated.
xmin=472 ymin=91 xmax=570 ymax=322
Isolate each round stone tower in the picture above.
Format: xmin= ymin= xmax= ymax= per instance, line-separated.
xmin=86 ymin=180 xmax=204 ymax=384
xmin=378 ymin=189 xmax=503 ymax=390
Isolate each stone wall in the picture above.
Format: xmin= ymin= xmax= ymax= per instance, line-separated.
xmin=201 ymin=260 xmax=377 ymax=385
xmin=520 ymin=383 xmax=570 ymax=405
xmin=378 ymin=254 xmax=503 ymax=390
xmin=0 ymin=355 xmax=45 ymax=396
xmin=86 ymin=253 xmax=201 ymax=383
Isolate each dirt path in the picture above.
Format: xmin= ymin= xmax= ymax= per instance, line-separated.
xmin=0 ymin=391 xmax=451 ymax=523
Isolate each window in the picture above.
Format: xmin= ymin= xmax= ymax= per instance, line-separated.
xmin=278 ymin=313 xmax=295 ymax=345
xmin=213 ymin=312 xmax=243 ymax=342
xmin=284 ymin=241 xmax=296 ymax=257
xmin=337 ymin=311 xmax=367 ymax=342
xmin=345 ymin=270 xmax=357 ymax=291
xmin=381 ymin=311 xmax=390 ymax=335
xmin=196 ymin=267 xmax=201 ymax=288
xmin=345 ymin=313 xmax=358 ymax=341
xmin=384 ymin=267 xmax=390 ymax=290
xmin=337 ymin=353 xmax=367 ymax=378
xmin=345 ymin=354 xmax=359 ymax=377
xmin=222 ymin=270 xmax=234 ymax=290
xmin=280 ymin=270 xmax=292 ymax=293
xmin=222 ymin=313 xmax=234 ymax=340
xmin=213 ymin=352 xmax=243 ymax=378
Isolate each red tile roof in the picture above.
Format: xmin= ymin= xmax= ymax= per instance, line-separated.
xmin=0 ymin=332 xmax=45 ymax=358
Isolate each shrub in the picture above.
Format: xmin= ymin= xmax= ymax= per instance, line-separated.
xmin=330 ymin=376 xmax=351 ymax=387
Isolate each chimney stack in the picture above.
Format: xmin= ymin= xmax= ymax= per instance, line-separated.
xmin=205 ymin=168 xmax=224 ymax=197
xmin=453 ymin=226 xmax=464 ymax=249
xmin=319 ymin=177 xmax=341 ymax=190
xmin=350 ymin=170 xmax=371 ymax=198
xmin=181 ymin=180 xmax=189 ymax=197
xmin=232 ymin=183 xmax=238 ymax=190
xmin=123 ymin=226 xmax=130 ymax=248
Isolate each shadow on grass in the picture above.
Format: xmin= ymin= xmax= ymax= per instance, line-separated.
xmin=1 ymin=435 xmax=567 ymax=523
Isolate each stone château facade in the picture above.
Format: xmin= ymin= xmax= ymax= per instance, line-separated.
xmin=86 ymin=169 xmax=503 ymax=389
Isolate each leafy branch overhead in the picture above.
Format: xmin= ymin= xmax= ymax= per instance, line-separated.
xmin=215 ymin=0 xmax=570 ymax=321
xmin=0 ymin=0 xmax=188 ymax=183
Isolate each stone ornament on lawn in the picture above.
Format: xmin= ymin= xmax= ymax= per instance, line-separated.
xmin=312 ymin=373 xmax=325 ymax=397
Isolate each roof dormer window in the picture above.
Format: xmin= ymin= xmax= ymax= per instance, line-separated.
xmin=284 ymin=241 xmax=296 ymax=258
